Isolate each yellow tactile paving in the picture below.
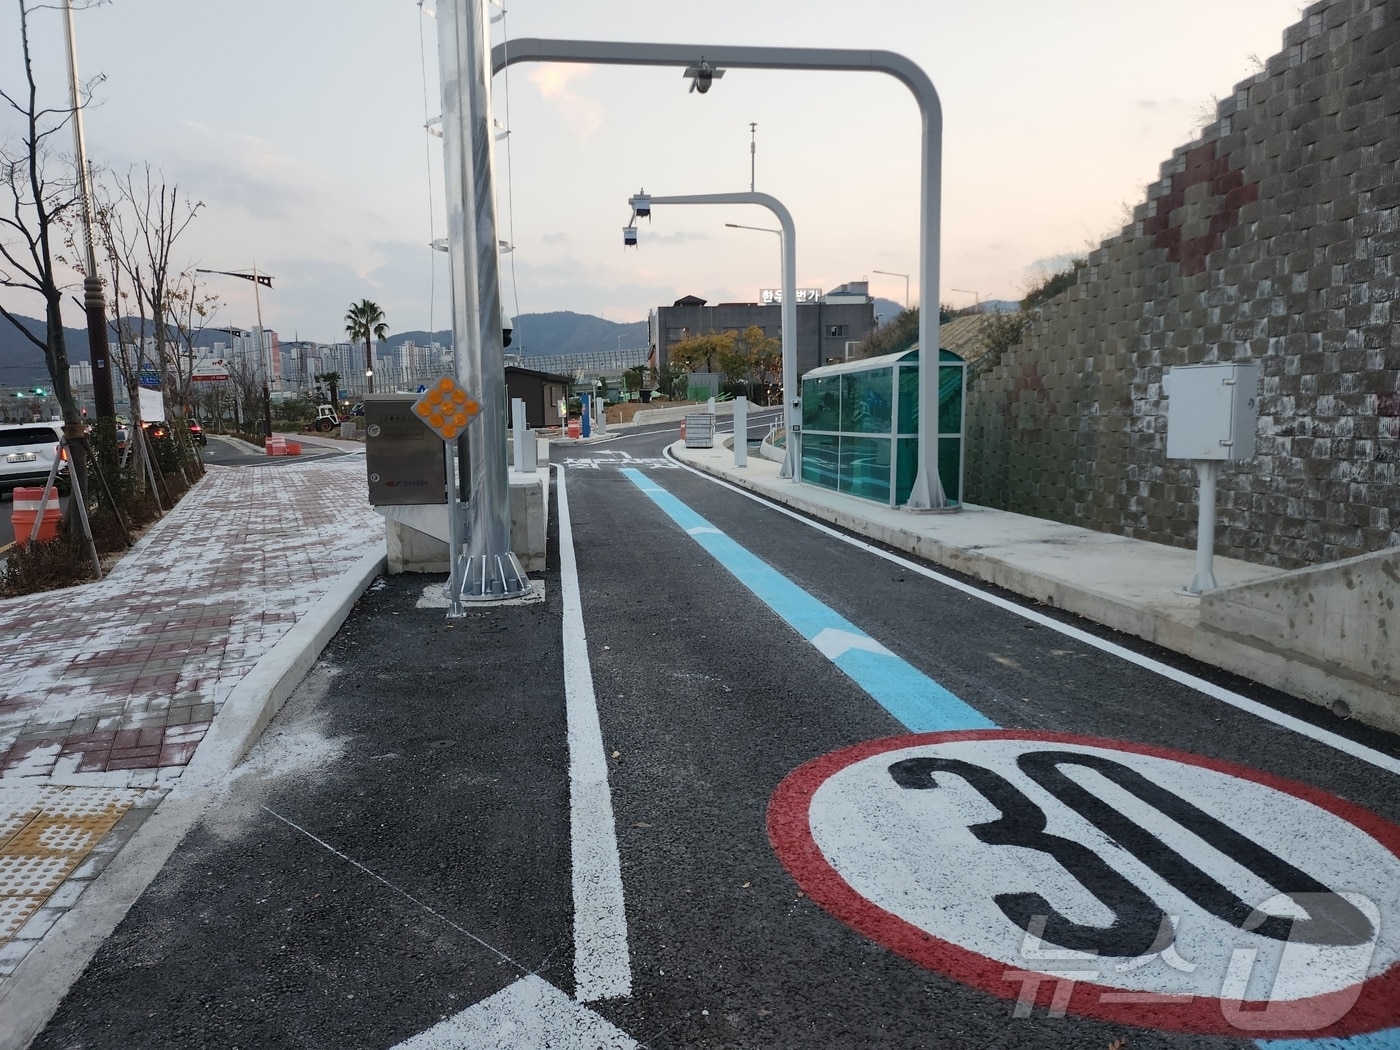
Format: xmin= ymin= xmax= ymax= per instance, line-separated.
xmin=0 ymin=786 xmax=141 ymax=946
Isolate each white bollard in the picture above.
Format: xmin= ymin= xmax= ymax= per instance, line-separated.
xmin=511 ymin=398 xmax=527 ymax=471
xmin=734 ymin=396 xmax=747 ymax=468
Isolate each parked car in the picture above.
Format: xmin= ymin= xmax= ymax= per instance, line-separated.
xmin=0 ymin=421 xmax=66 ymax=497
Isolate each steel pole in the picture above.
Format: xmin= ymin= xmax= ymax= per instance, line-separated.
xmin=644 ymin=192 xmax=798 ymax=478
xmin=251 ymin=264 xmax=272 ymax=440
xmin=440 ymin=0 xmax=528 ymax=600
xmin=62 ymin=0 xmax=114 ymax=419
xmin=494 ymin=39 xmax=948 ymax=506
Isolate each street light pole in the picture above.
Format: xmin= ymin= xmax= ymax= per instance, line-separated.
xmin=196 ymin=268 xmax=274 ymax=439
xmin=641 ymin=191 xmax=799 ymax=479
xmin=251 ymin=262 xmax=272 ymax=439
xmin=873 ymin=269 xmax=910 ymax=310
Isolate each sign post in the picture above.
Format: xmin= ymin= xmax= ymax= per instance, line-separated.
xmin=411 ymin=376 xmax=485 ymax=617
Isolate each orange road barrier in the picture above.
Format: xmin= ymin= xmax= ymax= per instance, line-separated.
xmin=11 ymin=486 xmax=61 ymax=545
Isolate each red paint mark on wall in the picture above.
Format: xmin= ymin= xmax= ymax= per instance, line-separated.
xmin=1001 ymin=363 xmax=1059 ymax=426
xmin=1142 ymin=142 xmax=1259 ymax=276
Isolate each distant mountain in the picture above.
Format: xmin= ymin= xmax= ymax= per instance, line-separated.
xmin=510 ymin=312 xmax=648 ymax=356
xmin=2 ymin=309 xmax=654 ymax=385
xmin=329 ymin=313 xmax=649 ymax=357
xmin=0 ymin=314 xmax=88 ymax=389
xmin=873 ymin=297 xmax=905 ymax=326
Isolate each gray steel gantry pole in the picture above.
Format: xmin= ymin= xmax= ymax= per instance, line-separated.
xmin=493 ymin=39 xmax=949 ymax=508
xmin=440 ymin=0 xmax=529 ymax=602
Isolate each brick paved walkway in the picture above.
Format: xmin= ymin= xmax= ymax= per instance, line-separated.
xmin=0 ymin=455 xmax=383 ymax=982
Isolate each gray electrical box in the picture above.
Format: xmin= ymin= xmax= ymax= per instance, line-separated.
xmin=1164 ymin=363 xmax=1259 ymax=461
xmin=365 ymin=394 xmax=445 ymax=506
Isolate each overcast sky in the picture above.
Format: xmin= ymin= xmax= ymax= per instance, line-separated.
xmin=2 ymin=0 xmax=1304 ymax=344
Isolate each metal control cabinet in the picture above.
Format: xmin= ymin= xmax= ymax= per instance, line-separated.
xmin=1164 ymin=363 xmax=1259 ymax=461
xmin=365 ymin=394 xmax=445 ymax=506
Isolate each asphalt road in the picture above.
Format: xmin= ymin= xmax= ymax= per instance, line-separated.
xmin=31 ymin=421 xmax=1400 ymax=1049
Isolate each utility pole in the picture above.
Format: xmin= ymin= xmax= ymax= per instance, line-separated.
xmin=62 ymin=0 xmax=114 ymax=420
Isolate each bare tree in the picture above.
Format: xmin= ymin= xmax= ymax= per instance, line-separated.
xmin=225 ymin=354 xmax=262 ymax=433
xmin=0 ymin=0 xmax=92 ymax=486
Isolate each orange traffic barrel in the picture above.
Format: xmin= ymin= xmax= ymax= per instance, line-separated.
xmin=567 ymin=417 xmax=581 ymax=439
xmin=11 ymin=486 xmax=61 ymax=545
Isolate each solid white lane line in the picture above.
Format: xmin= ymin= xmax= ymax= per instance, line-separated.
xmin=667 ymin=451 xmax=1400 ymax=777
xmin=555 ymin=464 xmax=633 ymax=1001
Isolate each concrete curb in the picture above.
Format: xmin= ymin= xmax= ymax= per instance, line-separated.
xmin=672 ymin=443 xmax=1398 ymax=735
xmin=0 ymin=548 xmax=387 ymax=1050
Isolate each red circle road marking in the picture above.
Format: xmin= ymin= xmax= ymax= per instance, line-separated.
xmin=766 ymin=729 xmax=1400 ymax=1038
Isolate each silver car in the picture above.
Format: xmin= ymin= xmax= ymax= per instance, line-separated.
xmin=0 ymin=422 xmax=66 ymax=497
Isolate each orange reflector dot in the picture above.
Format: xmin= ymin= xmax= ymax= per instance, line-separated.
xmin=429 ymin=412 xmax=444 ymax=427
xmin=438 ymin=377 xmax=454 ymax=390
xmin=414 ymin=403 xmax=431 ymax=416
xmin=451 ymin=389 xmax=466 ymax=403
xmin=442 ymin=424 xmax=457 ymax=438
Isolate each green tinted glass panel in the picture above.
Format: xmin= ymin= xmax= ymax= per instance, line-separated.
xmin=938 ymin=436 xmax=962 ymax=504
xmin=839 ymin=368 xmax=893 ymax=434
xmin=839 ymin=436 xmax=892 ymax=503
xmin=894 ymin=438 xmax=917 ymax=504
xmin=896 ymin=366 xmax=919 ymax=435
xmin=802 ymin=375 xmax=841 ymax=431
xmin=801 ymin=433 xmax=839 ymax=489
xmin=938 ymin=364 xmax=964 ymax=434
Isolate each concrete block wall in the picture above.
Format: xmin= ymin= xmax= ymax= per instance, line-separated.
xmin=965 ymin=0 xmax=1400 ymax=569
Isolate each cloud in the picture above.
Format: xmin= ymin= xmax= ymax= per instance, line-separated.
xmin=527 ymin=66 xmax=603 ymax=141
xmin=1025 ymin=252 xmax=1081 ymax=277
xmin=650 ymin=230 xmax=710 ymax=246
xmin=541 ymin=232 xmax=571 ymax=246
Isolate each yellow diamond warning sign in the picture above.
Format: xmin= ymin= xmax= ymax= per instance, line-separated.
xmin=412 ymin=376 xmax=482 ymax=440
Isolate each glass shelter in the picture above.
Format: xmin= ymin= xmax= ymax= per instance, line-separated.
xmin=799 ymin=346 xmax=965 ymax=507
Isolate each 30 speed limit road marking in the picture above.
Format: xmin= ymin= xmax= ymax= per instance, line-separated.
xmin=769 ymin=731 xmax=1400 ymax=1040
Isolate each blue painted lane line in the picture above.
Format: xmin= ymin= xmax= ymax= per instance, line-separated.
xmin=625 ymin=469 xmax=1400 ymax=1050
xmin=621 ymin=468 xmax=993 ymax=733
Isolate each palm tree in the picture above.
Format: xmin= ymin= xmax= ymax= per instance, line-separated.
xmin=315 ymin=371 xmax=341 ymax=408
xmin=345 ymin=300 xmax=388 ymax=394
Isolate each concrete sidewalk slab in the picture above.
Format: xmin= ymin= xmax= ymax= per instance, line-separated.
xmin=0 ymin=456 xmax=385 ymax=1047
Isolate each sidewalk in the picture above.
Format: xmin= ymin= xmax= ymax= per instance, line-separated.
xmin=0 ymin=454 xmax=384 ymax=1046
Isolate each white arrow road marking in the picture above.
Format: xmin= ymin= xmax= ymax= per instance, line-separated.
xmin=810 ymin=627 xmax=895 ymax=661
xmin=392 ymin=975 xmax=638 ymax=1049
xmin=556 ymin=465 xmax=632 ymax=1001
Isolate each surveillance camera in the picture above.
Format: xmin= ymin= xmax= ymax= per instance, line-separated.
xmin=684 ymin=61 xmax=724 ymax=94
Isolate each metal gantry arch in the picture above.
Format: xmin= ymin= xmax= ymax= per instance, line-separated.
xmin=492 ymin=38 xmax=950 ymax=508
